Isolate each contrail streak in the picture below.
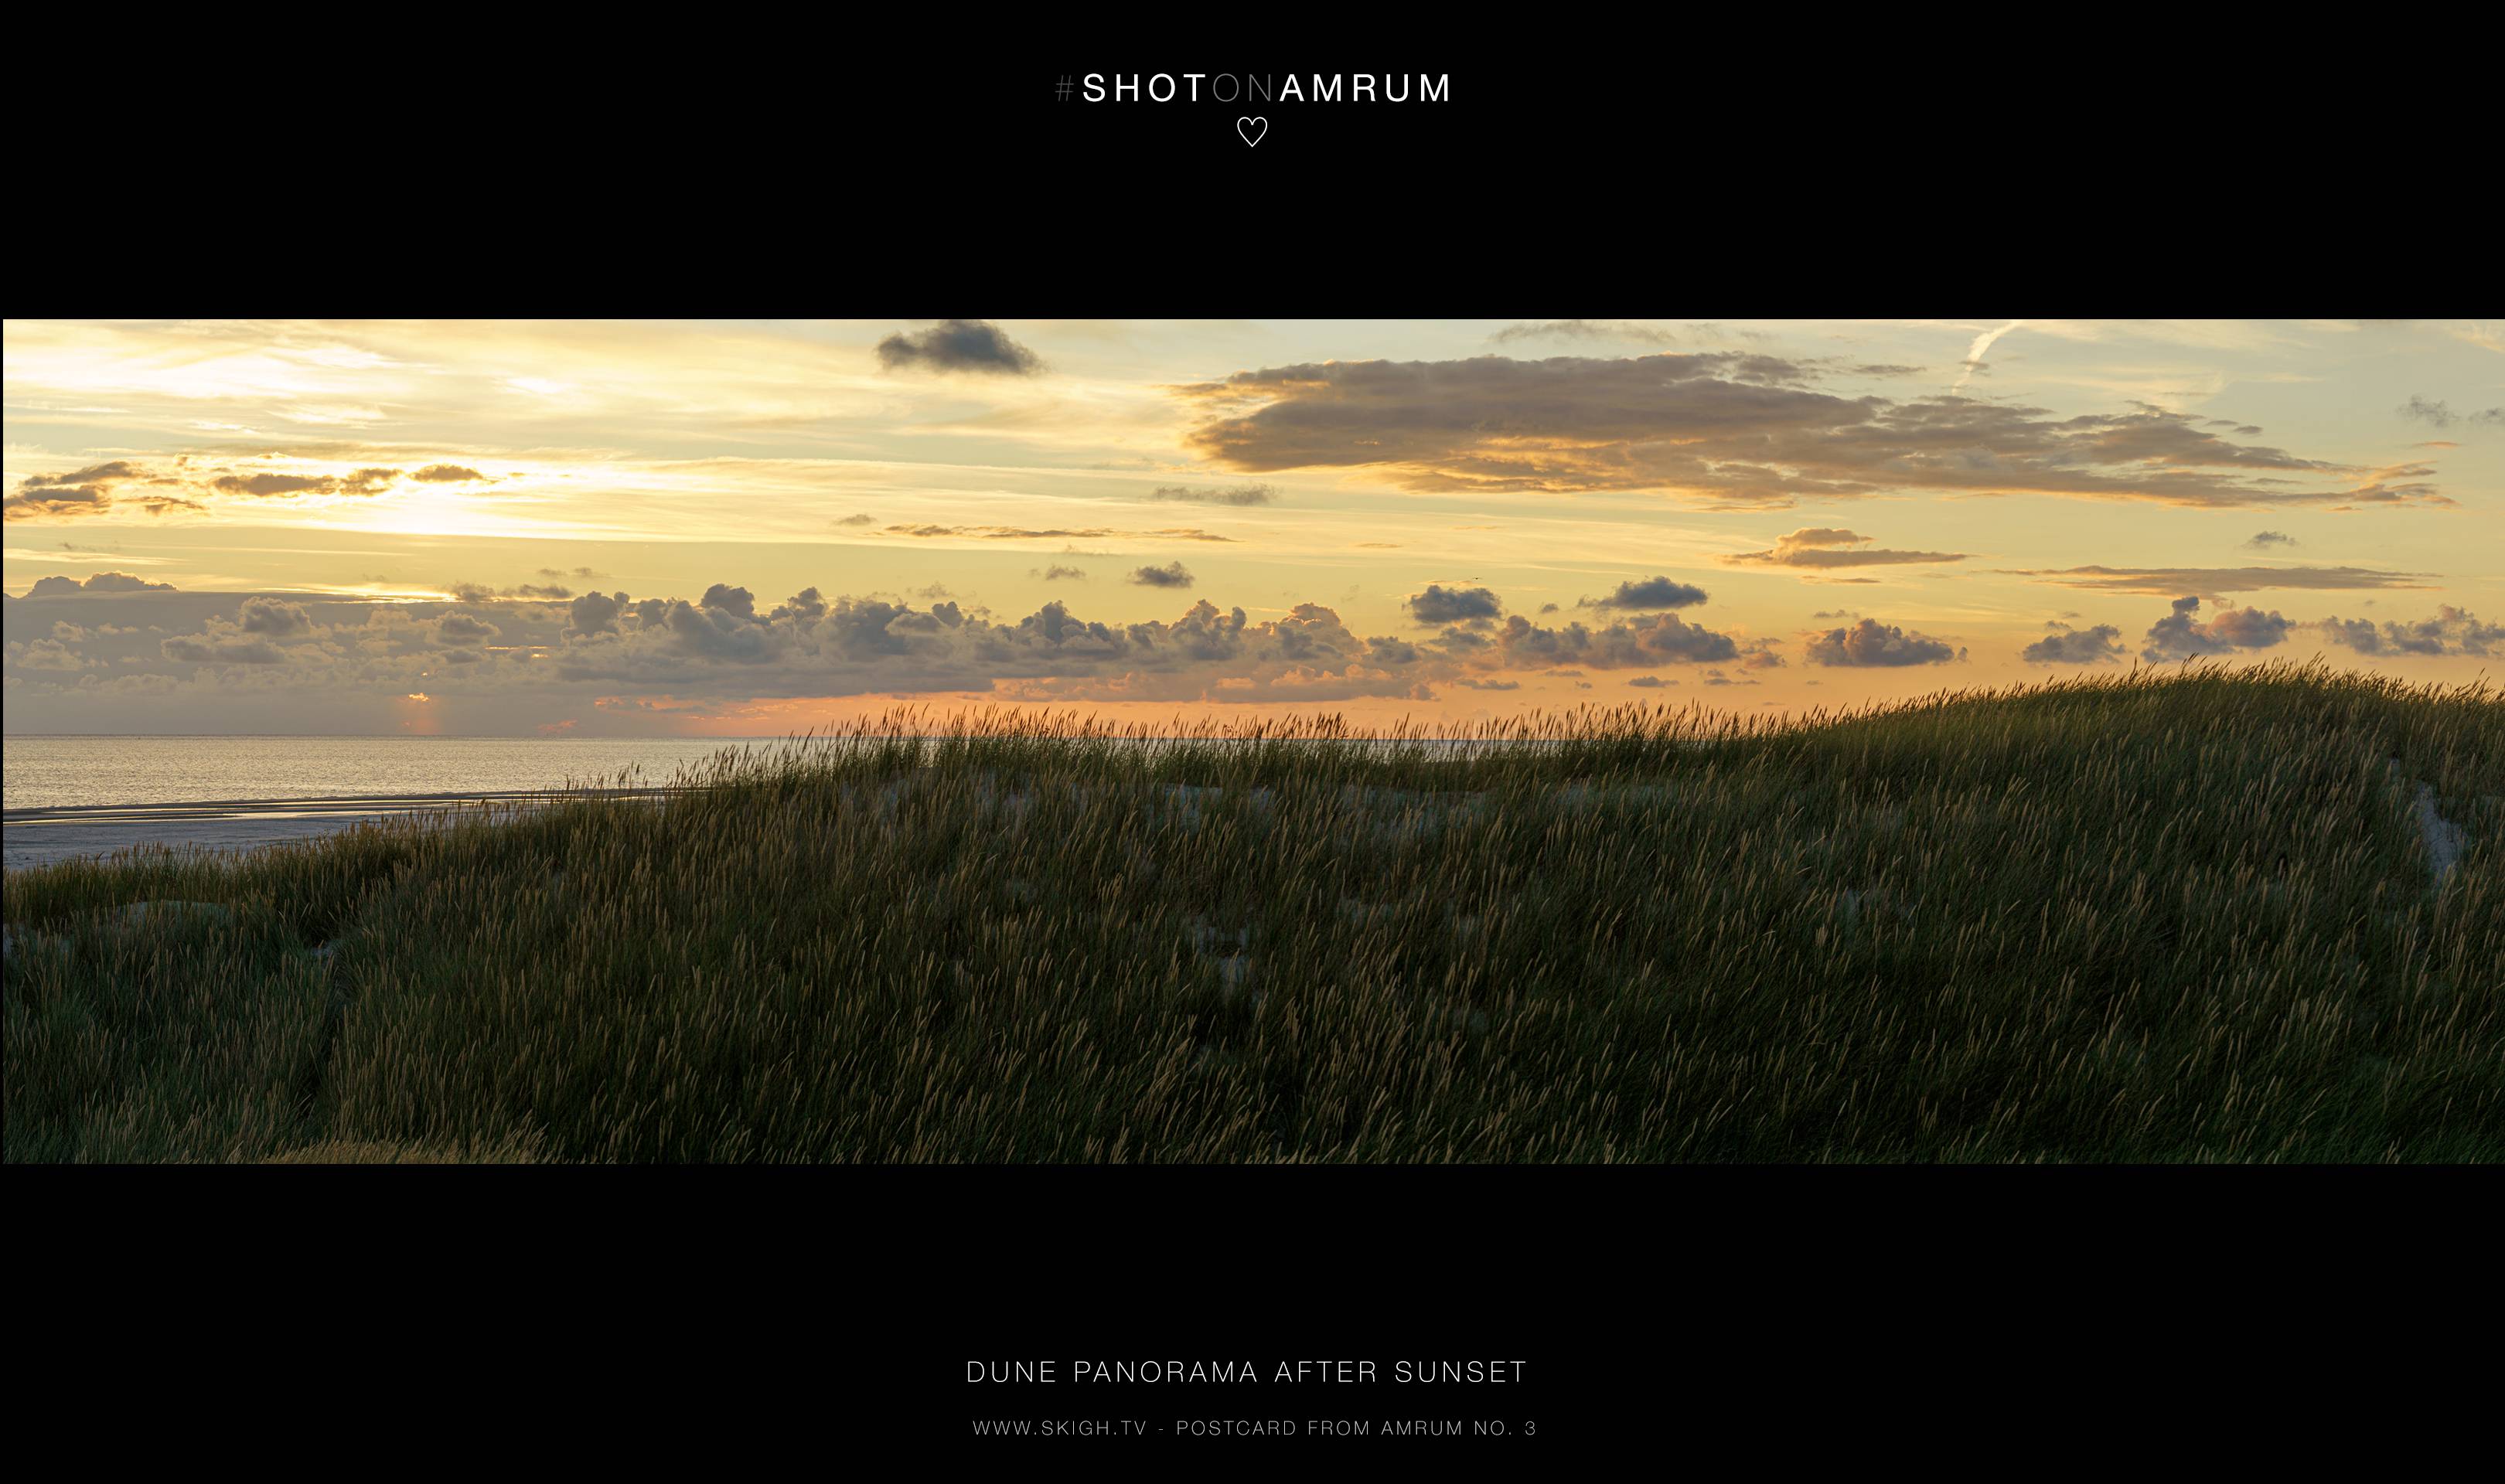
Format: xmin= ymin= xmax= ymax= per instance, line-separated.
xmin=1952 ymin=319 xmax=2023 ymax=393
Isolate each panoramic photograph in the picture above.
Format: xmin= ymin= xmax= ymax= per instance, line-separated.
xmin=3 ymin=317 xmax=2498 ymax=1162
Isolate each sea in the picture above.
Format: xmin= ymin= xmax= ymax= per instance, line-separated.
xmin=2 ymin=735 xmax=780 ymax=870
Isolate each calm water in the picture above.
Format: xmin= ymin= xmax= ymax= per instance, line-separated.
xmin=2 ymin=735 xmax=777 ymax=813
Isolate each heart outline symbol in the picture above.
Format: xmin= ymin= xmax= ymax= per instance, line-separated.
xmin=1236 ymin=116 xmax=1266 ymax=148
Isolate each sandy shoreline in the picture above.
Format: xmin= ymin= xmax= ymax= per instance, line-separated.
xmin=2 ymin=788 xmax=676 ymax=870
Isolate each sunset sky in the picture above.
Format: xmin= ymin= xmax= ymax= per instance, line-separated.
xmin=5 ymin=318 xmax=2499 ymax=736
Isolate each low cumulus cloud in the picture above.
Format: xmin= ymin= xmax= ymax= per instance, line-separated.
xmin=2019 ymin=622 xmax=2127 ymax=665
xmin=874 ymin=319 xmax=1043 ymax=376
xmin=1032 ymin=565 xmax=1087 ymax=581
xmin=1126 ymin=562 xmax=1195 ymax=588
xmin=2141 ymin=596 xmax=2295 ymax=661
xmin=8 ymin=574 xmax=1788 ymax=725
xmin=1174 ymin=352 xmax=2449 ymax=509
xmin=2316 ymin=606 xmax=2502 ymax=657
xmin=1803 ymin=618 xmax=1964 ymax=667
xmin=23 ymin=570 xmax=176 ymax=597
xmin=1406 ymin=584 xmax=1505 ymax=625
xmin=1726 ymin=528 xmax=1968 ymax=569
xmin=2244 ymin=530 xmax=2298 ymax=550
xmin=1580 ymin=577 xmax=1709 ymax=610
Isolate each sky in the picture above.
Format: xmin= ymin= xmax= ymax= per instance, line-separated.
xmin=3 ymin=318 xmax=2499 ymax=736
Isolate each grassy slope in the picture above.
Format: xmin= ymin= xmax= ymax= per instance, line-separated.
xmin=5 ymin=661 xmax=2500 ymax=1163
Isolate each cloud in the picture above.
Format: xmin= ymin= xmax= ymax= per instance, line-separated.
xmin=1406 ymin=584 xmax=1504 ymax=625
xmin=2398 ymin=394 xmax=2505 ymax=429
xmin=6 ymin=574 xmax=1773 ymax=727
xmin=2244 ymin=530 xmax=2298 ymax=550
xmin=1462 ymin=611 xmax=1742 ymax=669
xmin=23 ymin=570 xmax=176 ymax=597
xmin=1145 ymin=483 xmax=1276 ymax=505
xmin=210 ymin=468 xmax=399 ymax=499
xmin=1580 ymin=576 xmax=1710 ymax=611
xmin=1126 ymin=562 xmax=1195 ymax=588
xmin=1803 ymin=618 xmax=1963 ymax=667
xmin=436 ymin=611 xmax=501 ymax=644
xmin=1953 ymin=319 xmax=2023 ymax=393
xmin=834 ymin=513 xmax=878 ymax=526
xmin=2140 ymin=596 xmax=2295 ymax=661
xmin=1626 ymin=675 xmax=1673 ymax=688
xmin=238 ymin=597 xmax=314 ymax=637
xmin=1175 ymin=353 xmax=2446 ymax=509
xmin=568 ymin=591 xmax=624 ymax=637
xmin=4 ymin=461 xmax=208 ymax=522
xmin=2316 ymin=606 xmax=2502 ymax=657
xmin=1726 ymin=528 xmax=1968 ymax=569
xmin=1032 ymin=565 xmax=1088 ymax=581
xmin=884 ymin=523 xmax=1232 ymax=543
xmin=2006 ymin=564 xmax=2432 ymax=595
xmin=874 ymin=319 xmax=1043 ymax=376
xmin=2019 ymin=623 xmax=2127 ymax=665
xmin=1489 ymin=320 xmax=1678 ymax=346
xmin=0 ymin=457 xmax=500 ymax=522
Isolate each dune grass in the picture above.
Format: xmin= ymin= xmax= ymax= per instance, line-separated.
xmin=5 ymin=660 xmax=2499 ymax=1162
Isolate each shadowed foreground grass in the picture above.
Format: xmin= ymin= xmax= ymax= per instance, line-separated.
xmin=5 ymin=661 xmax=2500 ymax=1162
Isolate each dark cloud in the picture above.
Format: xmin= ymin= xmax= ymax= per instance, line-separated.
xmin=1626 ymin=675 xmax=1673 ymax=688
xmin=2316 ymin=606 xmax=2502 ymax=657
xmin=875 ymin=319 xmax=1043 ymax=376
xmin=1804 ymin=618 xmax=1963 ymax=667
xmin=700 ymin=583 xmax=758 ymax=621
xmin=411 ymin=465 xmax=493 ymax=483
xmin=1489 ymin=320 xmax=1678 ymax=346
xmin=1467 ymin=611 xmax=1742 ymax=669
xmin=568 ymin=591 xmax=624 ymax=637
xmin=2020 ymin=623 xmax=2127 ymax=665
xmin=1580 ymin=577 xmax=1710 ymax=611
xmin=884 ymin=523 xmax=1232 ymax=543
xmin=2398 ymin=395 xmax=2505 ymax=430
xmin=1177 ymin=354 xmax=2443 ymax=509
xmin=1406 ymin=584 xmax=1505 ymax=625
xmin=5 ymin=461 xmax=208 ymax=522
xmin=1727 ymin=528 xmax=1968 ymax=569
xmin=2006 ymin=564 xmax=2433 ymax=596
xmin=436 ymin=611 xmax=501 ymax=644
xmin=2141 ymin=596 xmax=2295 ymax=661
xmin=2244 ymin=530 xmax=2298 ymax=550
xmin=1033 ymin=565 xmax=1087 ymax=581
xmin=210 ymin=468 xmax=399 ymax=499
xmin=1146 ymin=483 xmax=1276 ymax=505
xmin=1127 ymin=562 xmax=1195 ymax=588
xmin=23 ymin=570 xmax=176 ymax=597
xmin=834 ymin=513 xmax=878 ymax=526
xmin=238 ymin=597 xmax=314 ymax=637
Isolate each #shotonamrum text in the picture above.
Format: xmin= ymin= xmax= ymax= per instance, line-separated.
xmin=1082 ymin=74 xmax=1450 ymax=104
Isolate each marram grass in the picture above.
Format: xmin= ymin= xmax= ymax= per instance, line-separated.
xmin=5 ymin=660 xmax=2500 ymax=1162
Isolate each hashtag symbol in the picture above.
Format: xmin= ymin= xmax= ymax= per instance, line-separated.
xmin=1055 ymin=76 xmax=1073 ymax=100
